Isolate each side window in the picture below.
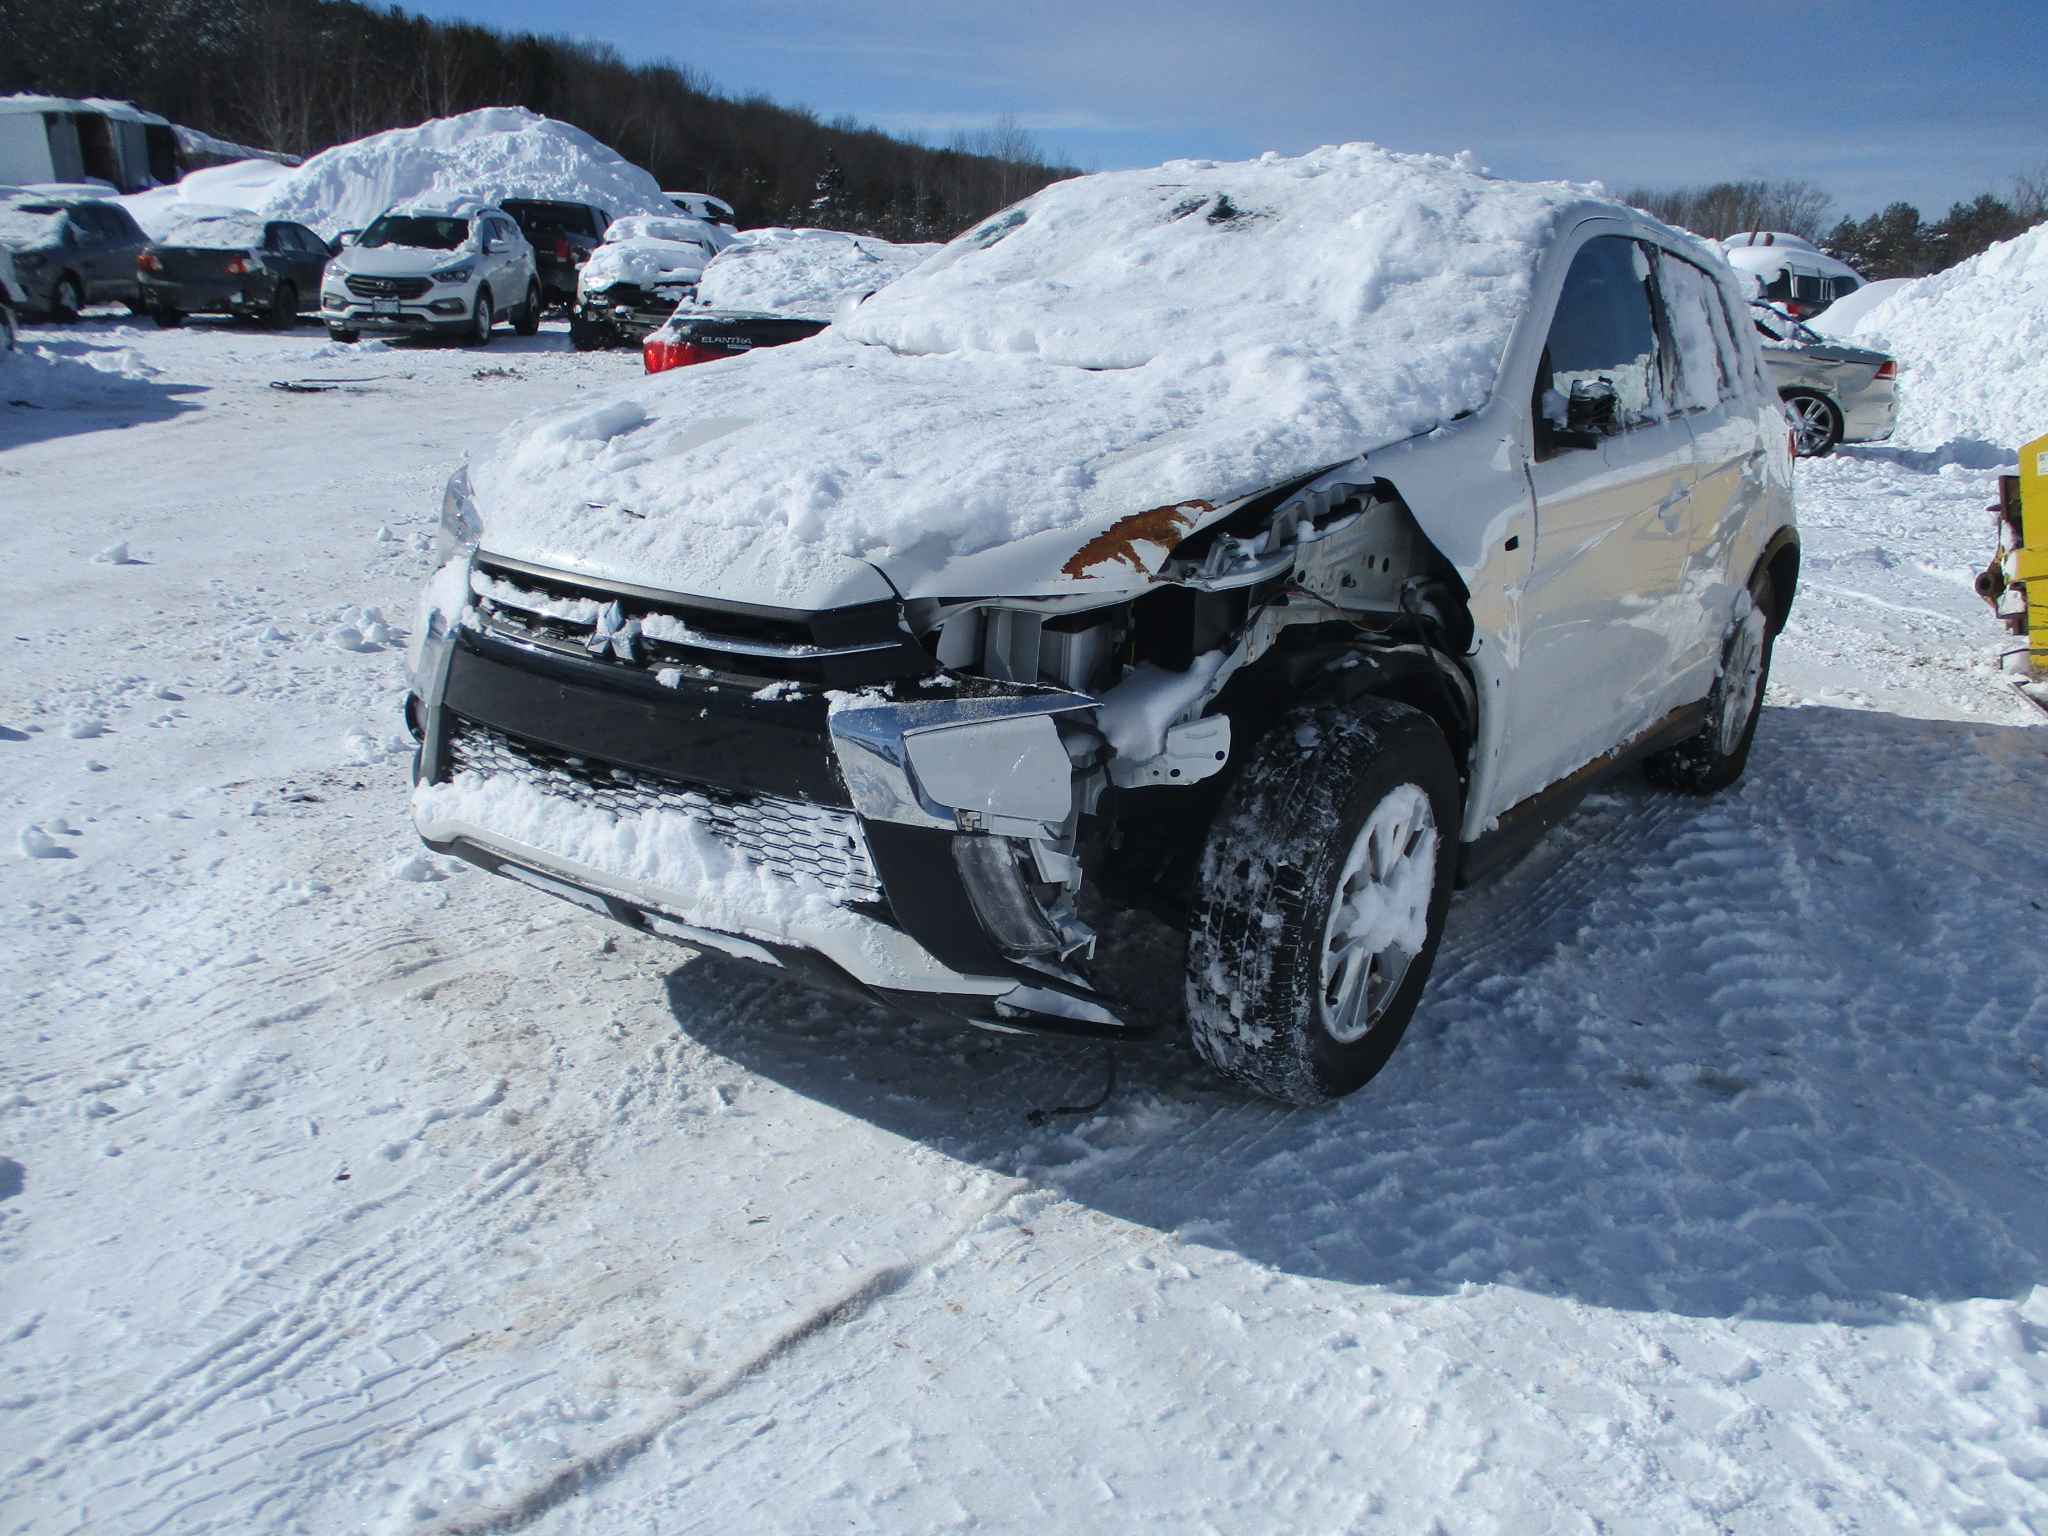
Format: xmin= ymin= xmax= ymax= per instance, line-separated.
xmin=72 ymin=206 xmax=107 ymax=241
xmin=1790 ymin=271 xmax=1824 ymax=305
xmin=1652 ymin=251 xmax=1729 ymax=410
xmin=264 ymin=223 xmax=287 ymax=251
xmin=1540 ymin=235 xmax=1666 ymax=439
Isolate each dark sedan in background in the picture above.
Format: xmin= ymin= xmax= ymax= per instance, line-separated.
xmin=0 ymin=195 xmax=150 ymax=318
xmin=139 ymin=211 xmax=334 ymax=327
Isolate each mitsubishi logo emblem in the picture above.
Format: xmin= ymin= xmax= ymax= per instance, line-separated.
xmin=585 ymin=600 xmax=641 ymax=662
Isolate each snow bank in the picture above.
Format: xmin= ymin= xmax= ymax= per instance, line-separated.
xmin=258 ymin=108 xmax=672 ymax=239
xmin=0 ymin=342 xmax=163 ymax=410
xmin=119 ymin=159 xmax=294 ymax=240
xmin=1808 ymin=276 xmax=1912 ymax=337
xmin=1825 ymin=222 xmax=2048 ymax=452
xmin=690 ymin=228 xmax=940 ymax=319
xmin=472 ymin=143 xmax=1597 ymax=600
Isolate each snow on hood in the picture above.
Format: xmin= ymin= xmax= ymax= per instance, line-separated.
xmin=0 ymin=202 xmax=67 ymax=248
xmin=471 ymin=143 xmax=1607 ymax=604
xmin=603 ymin=215 xmax=716 ymax=245
xmin=1823 ymin=221 xmax=2048 ymax=452
xmin=257 ymin=108 xmax=673 ymax=239
xmin=685 ymin=228 xmax=940 ymax=320
xmin=581 ymin=236 xmax=711 ymax=291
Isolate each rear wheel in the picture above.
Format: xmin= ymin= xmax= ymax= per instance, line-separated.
xmin=467 ymin=287 xmax=492 ymax=346
xmin=1186 ymin=698 xmax=1461 ymax=1105
xmin=266 ymin=282 xmax=297 ymax=329
xmin=51 ymin=274 xmax=84 ymax=322
xmin=513 ymin=280 xmax=542 ymax=336
xmin=1645 ymin=571 xmax=1777 ymax=794
xmin=1 ymin=303 xmax=16 ymax=350
xmin=152 ymin=306 xmax=184 ymax=329
xmin=1782 ymin=390 xmax=1840 ymax=457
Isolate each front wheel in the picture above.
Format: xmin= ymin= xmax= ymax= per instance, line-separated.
xmin=1 ymin=303 xmax=16 ymax=350
xmin=152 ymin=306 xmax=184 ymax=329
xmin=1186 ymin=697 xmax=1461 ymax=1105
xmin=466 ymin=287 xmax=492 ymax=346
xmin=568 ymin=311 xmax=606 ymax=351
xmin=327 ymin=326 xmax=359 ymax=344
xmin=1645 ymin=571 xmax=1776 ymax=794
xmin=1782 ymin=391 xmax=1841 ymax=457
xmin=513 ymin=280 xmax=541 ymax=336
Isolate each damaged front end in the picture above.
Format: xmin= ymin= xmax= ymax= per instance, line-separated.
xmin=409 ymin=464 xmax=1478 ymax=1041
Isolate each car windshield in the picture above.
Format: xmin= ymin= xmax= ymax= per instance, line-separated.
xmin=357 ymin=214 xmax=469 ymax=251
xmin=1751 ymin=305 xmax=1820 ymax=345
xmin=0 ymin=204 xmax=68 ymax=248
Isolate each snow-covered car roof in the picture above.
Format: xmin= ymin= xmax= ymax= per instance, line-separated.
xmin=603 ymin=215 xmax=715 ymax=245
xmin=382 ymin=198 xmax=491 ymax=222
xmin=0 ymin=202 xmax=70 ymax=247
xmin=153 ymin=207 xmax=271 ymax=249
xmin=581 ymin=236 xmax=712 ymax=290
xmin=1722 ymin=240 xmax=1863 ymax=284
xmin=472 ymin=143 xmax=1638 ymax=602
xmin=685 ymin=228 xmax=940 ymax=320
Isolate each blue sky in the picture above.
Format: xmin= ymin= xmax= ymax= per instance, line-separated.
xmin=408 ymin=0 xmax=2043 ymax=221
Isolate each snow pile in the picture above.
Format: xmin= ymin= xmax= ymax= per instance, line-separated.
xmin=1 ymin=342 xmax=163 ymax=410
xmin=1809 ymin=276 xmax=1912 ymax=336
xmin=690 ymin=228 xmax=940 ymax=319
xmin=118 ymin=159 xmax=294 ymax=239
xmin=472 ymin=143 xmax=1598 ymax=600
xmin=153 ymin=207 xmax=269 ymax=249
xmin=257 ymin=108 xmax=672 ymax=239
xmin=1826 ymin=221 xmax=2048 ymax=451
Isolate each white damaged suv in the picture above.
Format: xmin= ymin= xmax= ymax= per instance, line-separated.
xmin=322 ymin=199 xmax=542 ymax=344
xmin=405 ymin=146 xmax=1797 ymax=1104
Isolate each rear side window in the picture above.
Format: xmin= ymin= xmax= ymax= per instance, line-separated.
xmin=1653 ymin=252 xmax=1731 ymax=410
xmin=1543 ymin=235 xmax=1666 ymax=426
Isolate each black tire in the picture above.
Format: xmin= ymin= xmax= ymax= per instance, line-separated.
xmin=568 ymin=311 xmax=606 ymax=351
xmin=266 ymin=282 xmax=297 ymax=329
xmin=466 ymin=287 xmax=492 ymax=346
xmin=1782 ymin=390 xmax=1841 ymax=457
xmin=152 ymin=306 xmax=184 ymax=329
xmin=1 ymin=303 xmax=15 ymax=351
xmin=1186 ymin=697 xmax=1461 ymax=1105
xmin=1645 ymin=570 xmax=1777 ymax=794
xmin=50 ymin=274 xmax=84 ymax=322
xmin=513 ymin=280 xmax=541 ymax=336
xmin=327 ymin=326 xmax=359 ymax=344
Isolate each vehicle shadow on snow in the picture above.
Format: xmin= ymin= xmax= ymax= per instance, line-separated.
xmin=668 ymin=704 xmax=2048 ymax=1323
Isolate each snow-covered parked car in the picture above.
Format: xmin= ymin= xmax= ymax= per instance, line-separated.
xmin=406 ymin=145 xmax=1800 ymax=1104
xmin=1751 ymin=301 xmax=1897 ymax=456
xmin=320 ymin=199 xmax=541 ymax=345
xmin=0 ymin=193 xmax=150 ymax=319
xmin=137 ymin=208 xmax=333 ymax=328
xmin=1722 ymin=232 xmax=1864 ymax=321
xmin=643 ymin=227 xmax=938 ymax=373
xmin=664 ymin=191 xmax=738 ymax=245
xmin=570 ymin=215 xmax=718 ymax=349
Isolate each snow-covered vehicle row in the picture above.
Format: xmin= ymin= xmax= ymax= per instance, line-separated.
xmin=406 ymin=146 xmax=1800 ymax=1103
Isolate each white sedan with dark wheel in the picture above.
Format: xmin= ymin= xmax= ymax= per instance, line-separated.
xmin=1753 ymin=302 xmax=1898 ymax=457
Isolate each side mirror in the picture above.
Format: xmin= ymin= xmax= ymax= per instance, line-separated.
xmin=479 ymin=234 xmax=498 ymax=254
xmin=337 ymin=230 xmax=358 ymax=247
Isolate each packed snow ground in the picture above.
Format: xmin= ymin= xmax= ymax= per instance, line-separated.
xmin=2 ymin=311 xmax=2046 ymax=1536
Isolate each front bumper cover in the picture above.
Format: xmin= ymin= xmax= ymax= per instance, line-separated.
xmin=410 ymin=621 xmax=1138 ymax=1040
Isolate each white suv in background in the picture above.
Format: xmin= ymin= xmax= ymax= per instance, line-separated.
xmin=322 ymin=200 xmax=542 ymax=344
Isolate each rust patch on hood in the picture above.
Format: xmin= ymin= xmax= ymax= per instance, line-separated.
xmin=1061 ymin=500 xmax=1213 ymax=580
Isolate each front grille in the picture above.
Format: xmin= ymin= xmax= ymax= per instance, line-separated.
xmin=445 ymin=721 xmax=882 ymax=905
xmin=470 ymin=558 xmax=930 ymax=690
xmin=345 ymin=275 xmax=432 ymax=300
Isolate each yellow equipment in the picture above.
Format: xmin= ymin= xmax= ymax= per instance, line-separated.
xmin=1983 ymin=432 xmax=2048 ymax=713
